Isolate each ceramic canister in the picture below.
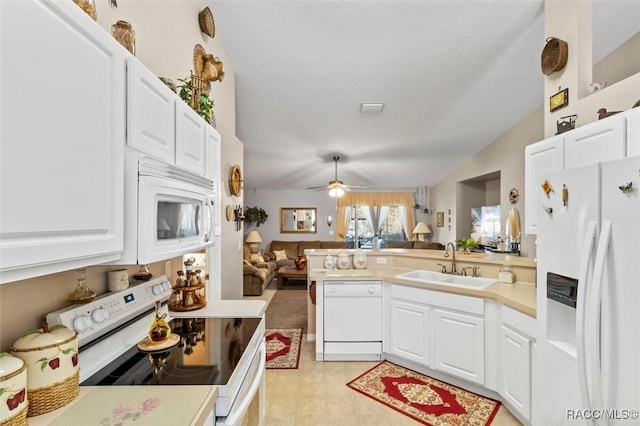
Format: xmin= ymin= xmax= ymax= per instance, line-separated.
xmin=323 ymin=254 xmax=335 ymax=269
xmin=10 ymin=324 xmax=79 ymax=416
xmin=337 ymin=253 xmax=351 ymax=269
xmin=0 ymin=352 xmax=28 ymax=424
xmin=353 ymin=252 xmax=367 ymax=269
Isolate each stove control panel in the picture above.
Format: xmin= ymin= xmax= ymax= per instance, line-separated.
xmin=46 ymin=276 xmax=172 ymax=347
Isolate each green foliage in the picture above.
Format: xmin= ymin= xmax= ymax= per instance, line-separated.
xmin=456 ymin=237 xmax=478 ymax=253
xmin=177 ymin=77 xmax=214 ymax=123
xmin=244 ymin=206 xmax=268 ymax=227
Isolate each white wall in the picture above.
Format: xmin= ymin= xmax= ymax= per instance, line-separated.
xmin=243 ymin=189 xmax=338 ymax=248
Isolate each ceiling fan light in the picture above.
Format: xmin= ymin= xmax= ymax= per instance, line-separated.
xmin=336 ymin=187 xmax=345 ymax=197
xmin=329 ymin=188 xmax=337 ymax=197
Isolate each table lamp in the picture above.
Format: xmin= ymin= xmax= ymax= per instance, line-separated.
xmin=245 ymin=230 xmax=262 ymax=253
xmin=412 ymin=222 xmax=432 ymax=242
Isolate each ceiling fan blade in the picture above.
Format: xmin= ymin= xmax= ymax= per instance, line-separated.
xmin=342 ymin=184 xmax=367 ymax=189
xmin=306 ymin=185 xmax=329 ymax=190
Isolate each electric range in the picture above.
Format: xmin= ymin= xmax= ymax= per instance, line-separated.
xmin=46 ymin=276 xmax=266 ymax=425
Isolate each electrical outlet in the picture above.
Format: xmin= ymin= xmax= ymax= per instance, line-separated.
xmin=377 ymin=257 xmax=387 ymax=264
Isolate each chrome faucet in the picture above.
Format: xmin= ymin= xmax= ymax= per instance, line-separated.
xmin=442 ymin=242 xmax=457 ymax=274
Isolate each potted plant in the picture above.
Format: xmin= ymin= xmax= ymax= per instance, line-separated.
xmin=177 ymin=76 xmax=215 ymax=125
xmin=455 ymin=237 xmax=478 ymax=254
xmin=244 ymin=207 xmax=268 ymax=227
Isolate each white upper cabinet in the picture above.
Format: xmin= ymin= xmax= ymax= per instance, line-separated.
xmin=625 ymin=106 xmax=640 ymax=158
xmin=175 ymin=101 xmax=207 ymax=176
xmin=564 ymin=114 xmax=626 ymax=169
xmin=0 ymin=0 xmax=126 ymax=284
xmin=126 ymin=57 xmax=175 ymax=164
xmin=524 ymin=135 xmax=564 ymax=235
xmin=205 ymin=127 xmax=222 ymax=236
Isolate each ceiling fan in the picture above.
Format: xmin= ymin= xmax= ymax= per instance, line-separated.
xmin=307 ymin=156 xmax=367 ymax=197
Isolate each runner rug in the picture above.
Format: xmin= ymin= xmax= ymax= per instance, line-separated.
xmin=347 ymin=361 xmax=501 ymax=425
xmin=265 ymin=328 xmax=303 ymax=369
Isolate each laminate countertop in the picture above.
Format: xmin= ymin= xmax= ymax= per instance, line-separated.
xmin=28 ymin=385 xmax=217 ymax=426
xmin=310 ymin=266 xmax=536 ymax=318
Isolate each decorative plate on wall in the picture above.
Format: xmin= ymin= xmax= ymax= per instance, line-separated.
xmin=229 ymin=165 xmax=242 ymax=196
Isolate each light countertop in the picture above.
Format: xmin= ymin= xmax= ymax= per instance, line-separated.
xmin=28 ymin=385 xmax=217 ymax=426
xmin=310 ymin=267 xmax=536 ymax=318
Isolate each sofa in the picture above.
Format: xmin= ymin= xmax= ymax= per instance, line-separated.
xmin=242 ymin=243 xmax=277 ymax=296
xmin=385 ymin=241 xmax=445 ymax=250
xmin=265 ymin=240 xmax=348 ymax=270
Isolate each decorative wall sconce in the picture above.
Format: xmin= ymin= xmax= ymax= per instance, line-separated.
xmin=327 ymin=215 xmax=332 ymax=227
xmin=233 ymin=205 xmax=244 ymax=231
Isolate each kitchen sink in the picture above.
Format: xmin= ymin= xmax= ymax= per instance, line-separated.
xmin=395 ymin=270 xmax=496 ymax=289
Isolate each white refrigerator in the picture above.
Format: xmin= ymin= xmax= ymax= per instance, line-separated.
xmin=534 ymin=156 xmax=640 ymax=425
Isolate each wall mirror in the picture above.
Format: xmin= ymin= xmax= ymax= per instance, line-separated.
xmin=280 ymin=207 xmax=317 ymax=234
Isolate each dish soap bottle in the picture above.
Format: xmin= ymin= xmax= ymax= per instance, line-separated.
xmin=148 ymin=301 xmax=171 ymax=343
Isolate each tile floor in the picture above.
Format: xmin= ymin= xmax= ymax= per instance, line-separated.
xmin=264 ymin=339 xmax=523 ymax=425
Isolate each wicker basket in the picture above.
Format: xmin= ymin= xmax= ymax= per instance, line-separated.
xmin=26 ymin=370 xmax=79 ymax=417
xmin=199 ymin=7 xmax=215 ymax=38
xmin=0 ymin=404 xmax=27 ymax=426
xmin=541 ymin=37 xmax=568 ymax=75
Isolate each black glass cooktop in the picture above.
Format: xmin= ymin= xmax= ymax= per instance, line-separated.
xmin=81 ymin=317 xmax=262 ymax=387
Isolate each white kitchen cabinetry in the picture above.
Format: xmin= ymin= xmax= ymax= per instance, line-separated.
xmin=625 ymin=106 xmax=640 ymax=158
xmin=127 ymin=57 xmax=212 ymax=178
xmin=0 ymin=0 xmax=126 ymax=284
xmin=564 ymin=114 xmax=626 ymax=169
xmin=175 ymin=100 xmax=207 ymax=176
xmin=387 ymin=284 xmax=485 ymax=384
xmin=434 ymin=309 xmax=485 ymax=385
xmin=205 ymin=127 xmax=222 ymax=236
xmin=389 ymin=299 xmax=431 ymax=366
xmin=500 ymin=325 xmax=532 ymax=421
xmin=499 ymin=305 xmax=536 ymax=423
xmin=126 ymin=56 xmax=175 ymax=164
xmin=524 ymin=135 xmax=564 ymax=235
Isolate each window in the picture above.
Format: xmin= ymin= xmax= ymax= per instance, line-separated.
xmin=345 ymin=206 xmax=405 ymax=249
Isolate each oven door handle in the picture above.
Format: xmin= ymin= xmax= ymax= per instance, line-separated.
xmin=217 ymin=341 xmax=265 ymax=426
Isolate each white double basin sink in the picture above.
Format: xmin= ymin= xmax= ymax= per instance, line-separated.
xmin=395 ymin=269 xmax=497 ymax=289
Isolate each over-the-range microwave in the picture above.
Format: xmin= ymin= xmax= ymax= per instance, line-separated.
xmin=114 ymin=151 xmax=217 ymax=265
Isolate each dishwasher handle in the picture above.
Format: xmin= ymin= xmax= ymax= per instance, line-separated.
xmin=324 ymin=281 xmax=382 ymax=297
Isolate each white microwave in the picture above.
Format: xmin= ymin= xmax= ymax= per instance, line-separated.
xmin=117 ymin=153 xmax=217 ymax=265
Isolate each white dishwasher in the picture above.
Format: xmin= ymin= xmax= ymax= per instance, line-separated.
xmin=323 ymin=280 xmax=383 ymax=361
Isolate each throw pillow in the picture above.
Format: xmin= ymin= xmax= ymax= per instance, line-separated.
xmin=273 ymin=250 xmax=288 ymax=261
xmin=249 ymin=253 xmax=266 ymax=263
xmin=243 ymin=259 xmax=252 ymax=266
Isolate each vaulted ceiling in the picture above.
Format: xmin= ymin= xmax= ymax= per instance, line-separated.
xmin=210 ymin=0 xmax=639 ymax=193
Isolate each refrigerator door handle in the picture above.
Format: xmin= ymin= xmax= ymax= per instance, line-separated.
xmin=576 ymin=221 xmax=598 ymax=418
xmin=587 ymin=220 xmax=612 ymax=415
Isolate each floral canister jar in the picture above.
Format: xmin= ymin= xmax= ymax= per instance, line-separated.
xmin=337 ymin=253 xmax=351 ymax=269
xmin=10 ymin=324 xmax=79 ymax=417
xmin=353 ymin=252 xmax=367 ymax=269
xmin=0 ymin=353 xmax=27 ymax=425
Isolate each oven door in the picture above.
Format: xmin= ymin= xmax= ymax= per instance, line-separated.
xmin=138 ymin=175 xmax=215 ymax=264
xmin=216 ymin=339 xmax=266 ymax=426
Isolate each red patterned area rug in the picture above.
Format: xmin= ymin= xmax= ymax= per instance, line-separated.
xmin=265 ymin=328 xmax=303 ymax=369
xmin=347 ymin=361 xmax=500 ymax=425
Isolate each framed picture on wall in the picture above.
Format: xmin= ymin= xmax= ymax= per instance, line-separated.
xmin=436 ymin=212 xmax=444 ymax=227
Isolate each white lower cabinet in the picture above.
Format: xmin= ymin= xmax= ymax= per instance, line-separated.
xmin=389 ymin=299 xmax=431 ymax=366
xmin=434 ymin=308 xmax=485 ymax=385
xmin=499 ymin=324 xmax=532 ymax=422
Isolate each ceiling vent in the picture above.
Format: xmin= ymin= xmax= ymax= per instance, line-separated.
xmin=360 ymin=103 xmax=384 ymax=113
